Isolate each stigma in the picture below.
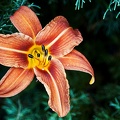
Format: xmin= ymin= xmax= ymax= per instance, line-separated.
xmin=27 ymin=45 xmax=52 ymax=70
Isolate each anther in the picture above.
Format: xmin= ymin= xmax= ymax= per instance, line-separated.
xmin=48 ymin=55 xmax=52 ymax=61
xmin=42 ymin=45 xmax=45 ymax=52
xmin=28 ymin=54 xmax=34 ymax=58
xmin=45 ymin=49 xmax=48 ymax=56
xmin=37 ymin=53 xmax=40 ymax=57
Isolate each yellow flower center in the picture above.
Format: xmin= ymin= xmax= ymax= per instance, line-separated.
xmin=27 ymin=45 xmax=52 ymax=70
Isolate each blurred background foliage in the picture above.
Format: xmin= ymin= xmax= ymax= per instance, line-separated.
xmin=0 ymin=0 xmax=120 ymax=120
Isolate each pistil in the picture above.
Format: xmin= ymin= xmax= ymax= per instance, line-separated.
xmin=27 ymin=45 xmax=52 ymax=70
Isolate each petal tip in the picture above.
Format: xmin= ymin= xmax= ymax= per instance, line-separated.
xmin=89 ymin=76 xmax=95 ymax=85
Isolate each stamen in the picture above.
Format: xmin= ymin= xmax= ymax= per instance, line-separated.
xmin=42 ymin=45 xmax=45 ymax=52
xmin=28 ymin=54 xmax=34 ymax=58
xmin=37 ymin=53 xmax=40 ymax=57
xmin=48 ymin=55 xmax=52 ymax=61
xmin=28 ymin=45 xmax=52 ymax=69
xmin=45 ymin=49 xmax=48 ymax=56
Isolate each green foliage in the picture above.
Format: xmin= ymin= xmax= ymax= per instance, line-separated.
xmin=93 ymin=98 xmax=120 ymax=120
xmin=75 ymin=0 xmax=91 ymax=9
xmin=85 ymin=1 xmax=120 ymax=36
xmin=92 ymin=84 xmax=120 ymax=120
xmin=2 ymin=99 xmax=31 ymax=120
xmin=75 ymin=0 xmax=120 ymax=19
xmin=103 ymin=0 xmax=120 ymax=19
xmin=0 ymin=0 xmax=26 ymax=34
xmin=110 ymin=98 xmax=120 ymax=110
xmin=0 ymin=0 xmax=40 ymax=34
xmin=2 ymin=89 xmax=92 ymax=120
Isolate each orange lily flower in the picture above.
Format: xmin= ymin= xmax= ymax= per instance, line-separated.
xmin=0 ymin=6 xmax=95 ymax=117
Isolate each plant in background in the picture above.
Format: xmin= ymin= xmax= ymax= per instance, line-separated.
xmin=103 ymin=0 xmax=120 ymax=19
xmin=75 ymin=0 xmax=91 ymax=10
xmin=0 ymin=0 xmax=40 ymax=34
xmin=75 ymin=0 xmax=120 ymax=19
xmin=0 ymin=6 xmax=94 ymax=117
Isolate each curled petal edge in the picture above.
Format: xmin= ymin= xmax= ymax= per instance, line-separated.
xmin=59 ymin=49 xmax=95 ymax=85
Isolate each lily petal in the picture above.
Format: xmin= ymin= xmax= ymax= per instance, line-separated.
xmin=59 ymin=49 xmax=95 ymax=84
xmin=36 ymin=16 xmax=83 ymax=57
xmin=10 ymin=6 xmax=42 ymax=39
xmin=34 ymin=59 xmax=70 ymax=117
xmin=0 ymin=68 xmax=34 ymax=97
xmin=0 ymin=33 xmax=33 ymax=68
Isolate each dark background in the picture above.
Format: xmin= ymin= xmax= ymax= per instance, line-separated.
xmin=0 ymin=0 xmax=120 ymax=119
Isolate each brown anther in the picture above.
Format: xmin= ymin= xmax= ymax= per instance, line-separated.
xmin=42 ymin=45 xmax=45 ymax=52
xmin=37 ymin=53 xmax=40 ymax=57
xmin=45 ymin=49 xmax=48 ymax=56
xmin=28 ymin=54 xmax=34 ymax=58
xmin=48 ymin=55 xmax=52 ymax=61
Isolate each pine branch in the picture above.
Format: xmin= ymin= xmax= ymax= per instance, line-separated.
xmin=75 ymin=0 xmax=91 ymax=10
xmin=103 ymin=0 xmax=120 ymax=19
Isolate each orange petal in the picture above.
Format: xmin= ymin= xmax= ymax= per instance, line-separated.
xmin=34 ymin=59 xmax=70 ymax=117
xmin=10 ymin=6 xmax=42 ymax=39
xmin=0 ymin=33 xmax=33 ymax=68
xmin=59 ymin=49 xmax=95 ymax=84
xmin=36 ymin=16 xmax=83 ymax=57
xmin=0 ymin=68 xmax=34 ymax=97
